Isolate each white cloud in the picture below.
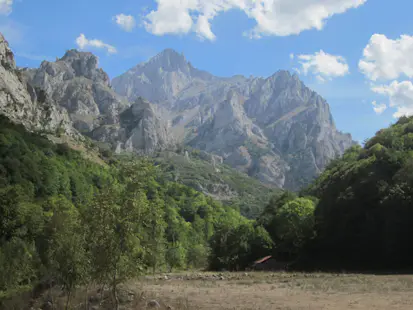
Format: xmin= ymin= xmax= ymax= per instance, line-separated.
xmin=289 ymin=53 xmax=294 ymax=60
xmin=371 ymin=80 xmax=413 ymax=117
xmin=371 ymin=101 xmax=387 ymax=114
xmin=195 ymin=15 xmax=216 ymax=41
xmin=75 ymin=34 xmax=117 ymax=54
xmin=143 ymin=0 xmax=367 ymax=41
xmin=114 ymin=14 xmax=136 ymax=32
xmin=359 ymin=34 xmax=413 ymax=81
xmin=0 ymin=0 xmax=13 ymax=15
xmin=316 ymin=75 xmax=326 ymax=83
xmin=296 ymin=50 xmax=349 ymax=82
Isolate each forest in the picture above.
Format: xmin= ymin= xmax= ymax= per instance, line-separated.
xmin=0 ymin=116 xmax=272 ymax=307
xmin=2 ymin=114 xmax=413 ymax=307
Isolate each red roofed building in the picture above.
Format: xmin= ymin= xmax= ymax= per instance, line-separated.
xmin=251 ymin=256 xmax=288 ymax=271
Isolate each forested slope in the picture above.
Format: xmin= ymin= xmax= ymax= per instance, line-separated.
xmin=0 ymin=115 xmax=272 ymax=306
xmin=300 ymin=116 xmax=413 ymax=270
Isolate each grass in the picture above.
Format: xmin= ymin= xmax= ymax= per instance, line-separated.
xmin=6 ymin=272 xmax=413 ymax=309
xmin=134 ymin=272 xmax=413 ymax=310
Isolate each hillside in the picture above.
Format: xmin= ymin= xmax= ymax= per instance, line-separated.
xmin=153 ymin=149 xmax=279 ymax=218
xmin=0 ymin=114 xmax=274 ymax=306
xmin=299 ymin=116 xmax=413 ymax=270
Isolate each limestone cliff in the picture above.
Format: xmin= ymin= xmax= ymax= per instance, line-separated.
xmin=112 ymin=50 xmax=356 ymax=190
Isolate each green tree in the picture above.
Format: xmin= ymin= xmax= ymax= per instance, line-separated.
xmin=273 ymin=198 xmax=316 ymax=260
xmin=44 ymin=196 xmax=89 ymax=309
xmin=85 ymin=183 xmax=148 ymax=310
xmin=209 ymin=221 xmax=273 ymax=271
xmin=165 ymin=242 xmax=187 ymax=271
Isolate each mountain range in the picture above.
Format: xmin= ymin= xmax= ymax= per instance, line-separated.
xmin=0 ymin=32 xmax=355 ymax=192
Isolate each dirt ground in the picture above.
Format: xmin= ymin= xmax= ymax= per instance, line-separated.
xmin=131 ymin=272 xmax=413 ymax=310
xmin=6 ymin=272 xmax=413 ymax=309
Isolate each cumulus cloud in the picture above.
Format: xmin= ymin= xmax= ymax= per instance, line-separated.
xmin=114 ymin=14 xmax=136 ymax=32
xmin=359 ymin=34 xmax=413 ymax=117
xmin=371 ymin=81 xmax=413 ymax=117
xmin=359 ymin=34 xmax=413 ymax=81
xmin=296 ymin=50 xmax=349 ymax=82
xmin=371 ymin=101 xmax=387 ymax=115
xmin=75 ymin=34 xmax=117 ymax=54
xmin=0 ymin=0 xmax=13 ymax=15
xmin=143 ymin=0 xmax=367 ymax=41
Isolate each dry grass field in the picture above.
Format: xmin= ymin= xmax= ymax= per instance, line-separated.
xmin=6 ymin=272 xmax=413 ymax=309
xmin=132 ymin=272 xmax=413 ymax=310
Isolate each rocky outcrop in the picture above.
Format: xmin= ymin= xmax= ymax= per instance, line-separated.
xmin=26 ymin=50 xmax=128 ymax=132
xmin=0 ymin=33 xmax=77 ymax=137
xmin=112 ymin=50 xmax=356 ymax=190
xmin=0 ymin=32 xmax=174 ymax=155
xmin=92 ymin=97 xmax=175 ymax=154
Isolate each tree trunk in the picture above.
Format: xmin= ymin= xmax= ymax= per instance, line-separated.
xmin=65 ymin=291 xmax=71 ymax=310
xmin=113 ymin=268 xmax=119 ymax=310
xmin=84 ymin=284 xmax=89 ymax=310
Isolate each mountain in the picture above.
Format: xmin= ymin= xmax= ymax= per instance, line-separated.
xmin=153 ymin=149 xmax=279 ymax=218
xmin=0 ymin=30 xmax=354 ymax=192
xmin=112 ymin=50 xmax=355 ymax=190
xmin=21 ymin=47 xmax=175 ymax=155
xmin=0 ymin=32 xmax=274 ymax=215
xmin=0 ymin=34 xmax=78 ymax=138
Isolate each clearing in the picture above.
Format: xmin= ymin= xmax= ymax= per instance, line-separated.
xmin=7 ymin=272 xmax=413 ymax=309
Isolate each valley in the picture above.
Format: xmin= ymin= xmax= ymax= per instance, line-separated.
xmin=1 ymin=22 xmax=413 ymax=310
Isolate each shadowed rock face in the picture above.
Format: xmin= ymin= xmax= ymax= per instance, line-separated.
xmin=112 ymin=50 xmax=356 ymax=190
xmin=91 ymin=97 xmax=175 ymax=155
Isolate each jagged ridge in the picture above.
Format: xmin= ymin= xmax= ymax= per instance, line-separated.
xmin=112 ymin=50 xmax=356 ymax=190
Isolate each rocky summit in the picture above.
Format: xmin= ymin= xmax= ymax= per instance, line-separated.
xmin=0 ymin=35 xmax=175 ymax=155
xmin=0 ymin=31 xmax=354 ymax=190
xmin=112 ymin=50 xmax=355 ymax=190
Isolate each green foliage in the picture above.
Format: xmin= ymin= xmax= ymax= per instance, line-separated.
xmin=209 ymin=220 xmax=273 ymax=271
xmin=258 ymin=193 xmax=316 ymax=261
xmin=154 ymin=151 xmax=279 ymax=218
xmin=0 ymin=238 xmax=39 ymax=290
xmin=165 ymin=243 xmax=187 ymax=271
xmin=0 ymin=116 xmax=260 ymax=302
xmin=273 ymin=198 xmax=316 ymax=259
xmin=44 ymin=196 xmax=88 ymax=307
xmin=302 ymin=116 xmax=413 ymax=270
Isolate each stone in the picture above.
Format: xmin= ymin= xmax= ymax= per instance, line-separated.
xmin=147 ymin=300 xmax=161 ymax=308
xmin=41 ymin=301 xmax=53 ymax=310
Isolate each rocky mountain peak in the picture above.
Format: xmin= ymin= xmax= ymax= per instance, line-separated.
xmin=0 ymin=33 xmax=79 ymax=137
xmin=111 ymin=53 xmax=355 ymax=190
xmin=132 ymin=48 xmax=189 ymax=74
xmin=23 ymin=47 xmax=128 ymax=132
xmin=53 ymin=49 xmax=110 ymax=85
xmin=0 ymin=33 xmax=16 ymax=71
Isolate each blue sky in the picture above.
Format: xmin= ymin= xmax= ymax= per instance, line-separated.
xmin=1 ymin=0 xmax=412 ymax=143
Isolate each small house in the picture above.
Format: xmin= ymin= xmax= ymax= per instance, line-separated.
xmin=251 ymin=256 xmax=288 ymax=271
